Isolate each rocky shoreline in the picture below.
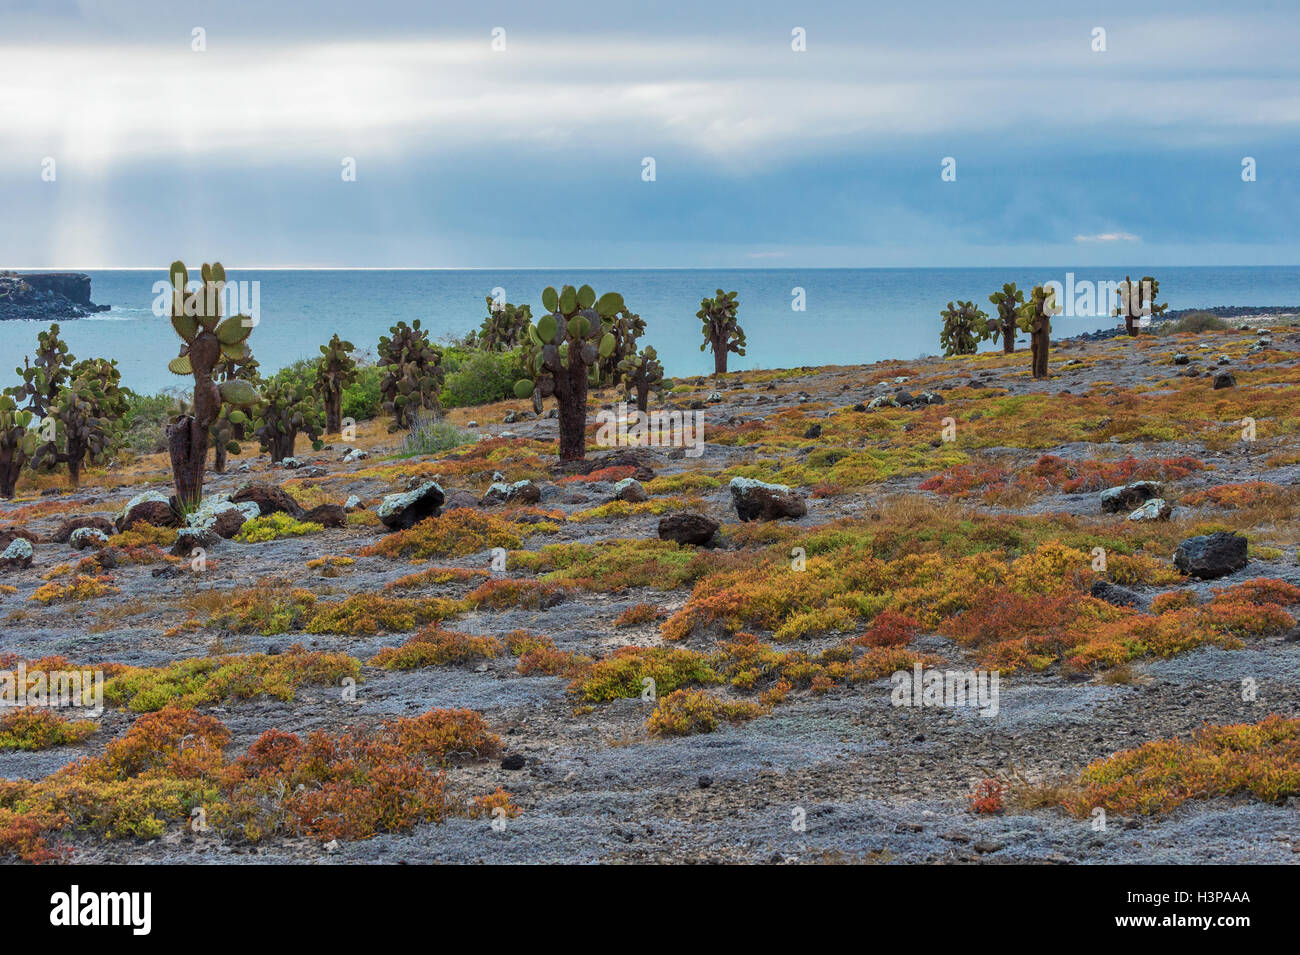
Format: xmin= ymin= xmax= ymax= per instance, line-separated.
xmin=0 ymin=272 xmax=108 ymax=322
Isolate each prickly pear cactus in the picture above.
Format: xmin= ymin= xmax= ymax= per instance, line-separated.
xmin=378 ymin=319 xmax=444 ymax=430
xmin=697 ymin=290 xmax=745 ymax=376
xmin=597 ymin=306 xmax=645 ymax=385
xmin=618 ymin=345 xmax=667 ymax=413
xmin=1018 ymin=285 xmax=1058 ymax=380
xmin=30 ymin=359 xmax=124 ymax=488
xmin=939 ymin=300 xmax=991 ymax=357
xmin=513 ymin=284 xmax=624 ymax=460
xmin=315 ymin=333 xmax=358 ymax=434
xmin=253 ymin=376 xmax=325 ymax=463
xmin=9 ymin=323 xmax=74 ymax=418
xmin=1114 ymin=275 xmax=1168 ymax=337
xmin=165 ymin=260 xmax=260 ymax=507
xmin=0 ymin=395 xmax=37 ymax=498
xmin=478 ymin=298 xmax=532 ymax=352
xmin=209 ymin=347 xmax=261 ymax=473
xmin=988 ymin=283 xmax=1025 ymax=354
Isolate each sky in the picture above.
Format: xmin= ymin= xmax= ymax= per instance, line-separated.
xmin=1 ymin=0 xmax=1297 ymax=268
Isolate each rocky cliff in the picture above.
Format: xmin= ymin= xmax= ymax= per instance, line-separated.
xmin=0 ymin=271 xmax=109 ymax=321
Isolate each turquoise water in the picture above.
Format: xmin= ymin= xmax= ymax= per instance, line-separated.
xmin=2 ymin=267 xmax=1297 ymax=395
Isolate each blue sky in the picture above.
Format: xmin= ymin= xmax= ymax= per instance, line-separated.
xmin=1 ymin=0 xmax=1297 ymax=267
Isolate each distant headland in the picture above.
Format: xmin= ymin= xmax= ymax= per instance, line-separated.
xmin=0 ymin=272 xmax=109 ymax=321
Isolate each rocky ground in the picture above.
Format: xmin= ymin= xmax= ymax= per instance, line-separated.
xmin=1 ymin=321 xmax=1298 ymax=864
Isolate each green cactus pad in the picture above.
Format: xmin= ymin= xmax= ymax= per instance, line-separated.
xmin=168 ymin=355 xmax=193 ymax=376
xmin=541 ymin=286 xmax=559 ymax=312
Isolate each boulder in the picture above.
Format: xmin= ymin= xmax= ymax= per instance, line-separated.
xmin=1174 ymin=532 xmax=1248 ymax=580
xmin=1099 ymin=481 xmax=1161 ymax=513
xmin=658 ymin=512 xmax=719 ymax=546
xmin=0 ymin=537 xmax=34 ymax=570
xmin=209 ymin=508 xmax=250 ymax=539
xmin=69 ymin=527 xmax=109 ymax=550
xmin=612 ymin=478 xmax=648 ymax=503
xmin=0 ymin=525 xmax=40 ymax=550
xmin=1172 ymin=353 xmax=1189 ymax=365
xmin=52 ymin=515 xmax=115 ymax=543
xmin=171 ymin=527 xmax=218 ymax=558
xmin=301 ymin=503 xmax=348 ymax=528
xmin=729 ymin=477 xmax=807 ymax=522
xmin=377 ymin=481 xmax=445 ymax=531
xmin=116 ymin=491 xmax=178 ymax=531
xmin=1128 ymin=498 xmax=1171 ymax=522
xmin=230 ymin=483 xmax=305 ymax=518
xmin=481 ymin=480 xmax=541 ymax=506
xmin=1213 ymin=371 xmax=1237 ymax=390
xmin=1090 ymin=580 xmax=1144 ymax=609
xmin=441 ymin=489 xmax=480 ymax=512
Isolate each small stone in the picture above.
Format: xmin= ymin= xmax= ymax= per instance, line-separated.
xmin=501 ymin=753 xmax=526 ymax=771
xmin=729 ymin=477 xmax=807 ymax=522
xmin=658 ymin=512 xmax=719 ymax=546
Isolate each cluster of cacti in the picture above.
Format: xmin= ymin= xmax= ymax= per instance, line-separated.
xmin=477 ymin=298 xmax=532 ymax=352
xmin=378 ymin=319 xmax=444 ymax=430
xmin=939 ymin=300 xmax=992 ymax=357
xmin=10 ymin=323 xmax=74 ymax=418
xmin=165 ymin=260 xmax=260 ymax=507
xmin=513 ymin=284 xmax=623 ymax=461
xmin=1017 ymin=285 xmax=1057 ymax=379
xmin=598 ymin=306 xmax=646 ymax=384
xmin=315 ymin=333 xmax=358 ymax=434
xmin=697 ymin=290 xmax=745 ymax=375
xmin=253 ymin=376 xmax=325 ymax=463
xmin=618 ymin=345 xmax=668 ymax=413
xmin=1114 ymin=275 xmax=1167 ymax=336
xmin=988 ymin=283 xmax=1025 ymax=353
xmin=0 ymin=395 xmax=37 ymax=498
xmin=30 ymin=359 xmax=124 ymax=488
xmin=209 ymin=347 xmax=261 ymax=473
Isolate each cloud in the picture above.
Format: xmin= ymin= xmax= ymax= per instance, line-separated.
xmin=1074 ymin=232 xmax=1141 ymax=243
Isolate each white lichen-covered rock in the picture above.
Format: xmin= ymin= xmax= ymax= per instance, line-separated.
xmin=116 ymin=490 xmax=176 ymax=531
xmin=1128 ymin=498 xmax=1172 ymax=522
xmin=481 ymin=480 xmax=541 ymax=506
xmin=0 ymin=537 xmax=34 ymax=569
xmin=377 ymin=481 xmax=445 ymax=530
xmin=729 ymin=476 xmax=807 ymax=522
xmin=69 ymin=527 xmax=109 ymax=550
xmin=187 ymin=495 xmax=259 ymax=531
xmin=612 ymin=477 xmax=648 ymax=503
xmin=867 ymin=395 xmax=900 ymax=409
xmin=344 ymin=495 xmax=363 ymax=511
xmin=280 ymin=457 xmax=301 ymax=469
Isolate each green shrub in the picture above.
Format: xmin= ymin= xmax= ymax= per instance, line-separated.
xmin=342 ymin=364 xmax=384 ymax=421
xmin=120 ymin=388 xmax=187 ymax=454
xmin=399 ymin=416 xmax=475 ymax=457
xmin=442 ymin=349 xmax=525 ymax=408
xmin=1170 ymin=312 xmax=1228 ymax=334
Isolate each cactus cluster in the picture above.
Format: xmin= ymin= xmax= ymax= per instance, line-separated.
xmin=513 ymin=284 xmax=624 ymax=461
xmin=618 ymin=345 xmax=668 ymax=413
xmin=209 ymin=347 xmax=262 ymax=473
xmin=478 ymin=298 xmax=532 ymax=352
xmin=1114 ymin=275 xmax=1167 ymax=336
xmin=0 ymin=395 xmax=36 ymax=499
xmin=698 ymin=290 xmax=745 ymax=376
xmin=253 ymin=376 xmax=324 ymax=463
xmin=988 ymin=283 xmax=1025 ymax=354
xmin=939 ymin=300 xmax=992 ymax=357
xmin=1017 ymin=285 xmax=1058 ymax=380
xmin=378 ymin=319 xmax=444 ymax=430
xmin=30 ymin=360 xmax=124 ymax=488
xmin=165 ymin=260 xmax=260 ymax=507
xmin=315 ymin=333 xmax=358 ymax=434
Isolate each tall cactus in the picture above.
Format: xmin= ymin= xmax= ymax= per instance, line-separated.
xmin=1114 ymin=275 xmax=1167 ymax=337
xmin=315 ymin=333 xmax=358 ymax=434
xmin=939 ymin=300 xmax=992 ymax=357
xmin=10 ymin=323 xmax=74 ymax=418
xmin=988 ymin=283 xmax=1025 ymax=354
xmin=165 ymin=260 xmax=259 ymax=508
xmin=698 ymin=289 xmax=745 ymax=376
xmin=618 ymin=345 xmax=668 ymax=413
xmin=378 ymin=319 xmax=444 ymax=430
xmin=0 ymin=396 xmax=36 ymax=499
xmin=30 ymin=360 xmax=124 ymax=488
xmin=598 ymin=305 xmax=645 ymax=385
xmin=513 ymin=284 xmax=623 ymax=461
xmin=1018 ymin=285 xmax=1058 ymax=380
xmin=478 ymin=298 xmax=532 ymax=351
xmin=253 ymin=376 xmax=324 ymax=463
xmin=209 ymin=347 xmax=261 ymax=474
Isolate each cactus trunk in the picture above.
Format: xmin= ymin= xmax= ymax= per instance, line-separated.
xmin=0 ymin=451 xmax=20 ymax=498
xmin=712 ymin=336 xmax=728 ymax=376
xmin=324 ymin=390 xmax=342 ymax=434
xmin=213 ymin=440 xmax=227 ymax=474
xmin=267 ymin=430 xmax=296 ymax=463
xmin=1002 ymin=317 xmax=1016 ymax=353
xmin=167 ymin=414 xmax=208 ymax=509
xmin=556 ymin=364 xmax=588 ymax=462
xmin=634 ymin=380 xmax=650 ymax=413
xmin=1030 ymin=323 xmax=1049 ymax=379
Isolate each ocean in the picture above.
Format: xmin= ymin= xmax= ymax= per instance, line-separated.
xmin=3 ymin=267 xmax=1297 ymax=395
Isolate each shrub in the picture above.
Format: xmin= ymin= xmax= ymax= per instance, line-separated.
xmin=341 ymin=363 xmax=384 ymax=421
xmin=0 ymin=709 xmax=96 ymax=751
xmin=1170 ymin=312 xmax=1228 ymax=334
xmin=399 ymin=416 xmax=474 ymax=457
xmin=442 ymin=349 xmax=526 ymax=408
xmin=647 ymin=688 xmax=764 ymax=736
xmin=370 ymin=627 xmax=502 ymax=669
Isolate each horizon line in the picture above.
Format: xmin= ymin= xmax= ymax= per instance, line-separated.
xmin=8 ymin=264 xmax=1300 ymax=272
